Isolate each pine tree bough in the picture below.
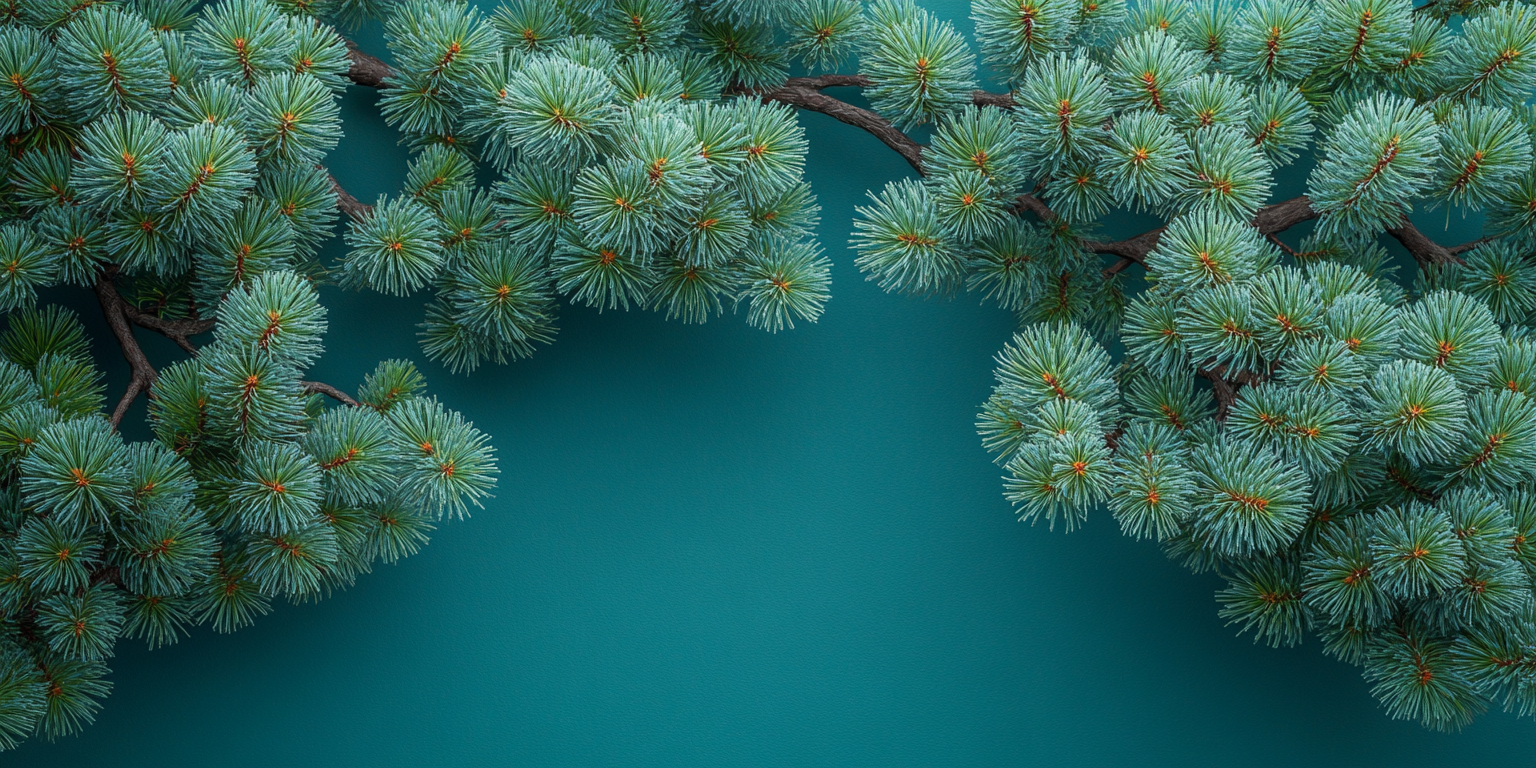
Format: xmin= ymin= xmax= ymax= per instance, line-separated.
xmin=327 ymin=170 xmax=375 ymax=220
xmin=345 ymin=45 xmax=394 ymax=89
xmin=333 ymin=34 xmax=1480 ymax=296
xmin=753 ymin=76 xmax=928 ymax=172
xmin=301 ymin=380 xmax=362 ymax=408
xmin=350 ymin=55 xmax=1484 ymax=275
xmin=0 ymin=1 xmax=504 ymax=748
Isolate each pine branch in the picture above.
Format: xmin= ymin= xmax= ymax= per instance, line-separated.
xmin=753 ymin=76 xmax=926 ymax=173
xmin=1198 ymin=366 xmax=1240 ymax=422
xmin=345 ymin=37 xmax=1008 ymax=182
xmin=1448 ymin=236 xmax=1496 ymax=256
xmin=331 ymin=39 xmax=1475 ymax=277
xmin=1251 ymin=196 xmax=1322 ymax=234
xmin=118 ymin=301 xmax=215 ymax=356
xmin=1020 ymin=192 xmax=1470 ymax=271
xmin=971 ymin=90 xmax=1014 ymax=109
xmin=345 ymin=43 xmax=393 ymax=88
xmin=745 ymin=72 xmax=1480 ymax=277
xmin=301 ymin=380 xmax=360 ymax=407
xmin=1083 ymin=226 xmax=1168 ymax=265
xmin=1386 ymin=214 xmax=1464 ymax=267
xmin=1022 ymin=194 xmax=1321 ymax=265
xmin=750 ymin=77 xmax=1016 ymax=175
xmin=1103 ymin=257 xmax=1137 ymax=277
xmin=328 ymin=169 xmax=373 ymax=220
xmin=88 ymin=564 xmax=124 ymax=589
xmin=93 ymin=267 xmax=157 ymax=428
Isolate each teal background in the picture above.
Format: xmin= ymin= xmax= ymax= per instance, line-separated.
xmin=15 ymin=2 xmax=1536 ymax=764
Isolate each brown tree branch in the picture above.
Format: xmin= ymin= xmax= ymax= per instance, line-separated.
xmin=328 ymin=170 xmax=373 ymax=220
xmin=117 ymin=302 xmax=215 ymax=356
xmin=972 ymin=89 xmax=1015 ymax=109
xmin=302 ymin=380 xmax=361 ymax=407
xmin=94 ymin=268 xmax=158 ymax=428
xmin=1448 ymin=236 xmax=1495 ymax=256
xmin=1082 ymin=227 xmax=1167 ymax=265
xmin=1386 ymin=214 xmax=1464 ymax=267
xmin=345 ymin=44 xmax=394 ymax=88
xmin=1198 ymin=367 xmax=1240 ymax=422
xmin=1250 ymin=195 xmax=1322 ymax=234
xmin=748 ymin=77 xmax=1017 ymax=176
xmin=1016 ymin=193 xmax=1464 ymax=271
xmin=1103 ymin=257 xmax=1137 ymax=277
xmin=754 ymin=76 xmax=926 ymax=174
xmin=89 ymin=564 xmax=124 ymax=589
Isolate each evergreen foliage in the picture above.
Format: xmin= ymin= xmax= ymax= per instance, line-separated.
xmin=5 ymin=0 xmax=1535 ymax=746
xmin=0 ymin=0 xmax=501 ymax=748
xmin=858 ymin=0 xmax=1536 ymax=733
xmin=350 ymin=0 xmax=837 ymax=374
xmin=553 ymin=0 xmax=1536 ymax=734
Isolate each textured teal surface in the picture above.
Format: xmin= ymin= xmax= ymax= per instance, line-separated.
xmin=16 ymin=3 xmax=1536 ymax=764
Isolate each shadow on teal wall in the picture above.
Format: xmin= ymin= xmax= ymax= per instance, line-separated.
xmin=16 ymin=2 xmax=1536 ymax=765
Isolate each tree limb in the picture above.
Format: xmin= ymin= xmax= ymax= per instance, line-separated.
xmin=1016 ymin=193 xmax=1464 ymax=271
xmin=748 ymin=77 xmax=1017 ymax=176
xmin=93 ymin=268 xmax=158 ymax=428
xmin=754 ymin=77 xmax=926 ymax=174
xmin=1198 ymin=367 xmax=1240 ymax=422
xmin=345 ymin=44 xmax=393 ymax=88
xmin=1448 ymin=236 xmax=1495 ymax=256
xmin=1386 ymin=214 xmax=1463 ymax=267
xmin=1103 ymin=257 xmax=1137 ymax=277
xmin=1082 ymin=227 xmax=1166 ymax=265
xmin=972 ymin=89 xmax=1015 ymax=109
xmin=302 ymin=380 xmax=361 ymax=407
xmin=117 ymin=301 xmax=215 ymax=356
xmin=1251 ymin=195 xmax=1322 ymax=234
xmin=328 ymin=170 xmax=374 ymax=220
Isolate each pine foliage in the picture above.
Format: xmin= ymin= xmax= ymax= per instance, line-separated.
xmin=347 ymin=0 xmax=841 ymax=375
xmin=0 ymin=0 xmax=499 ymax=749
xmin=6 ymin=0 xmax=1536 ymax=745
xmin=844 ymin=0 xmax=1536 ymax=733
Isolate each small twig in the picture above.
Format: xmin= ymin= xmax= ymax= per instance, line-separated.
xmin=88 ymin=565 xmax=124 ymax=589
xmin=117 ymin=302 xmax=214 ymax=355
xmin=1009 ymin=193 xmax=1058 ymax=221
xmin=1102 ymin=257 xmax=1137 ymax=277
xmin=93 ymin=268 xmax=158 ymax=429
xmin=751 ymin=76 xmax=926 ymax=173
xmin=1103 ymin=423 xmax=1126 ymax=452
xmin=327 ymin=170 xmax=373 ymax=220
xmin=1197 ymin=367 xmax=1240 ymax=422
xmin=1448 ymin=235 xmax=1494 ymax=256
xmin=1266 ymin=233 xmax=1298 ymax=257
xmin=302 ymin=380 xmax=360 ymax=407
